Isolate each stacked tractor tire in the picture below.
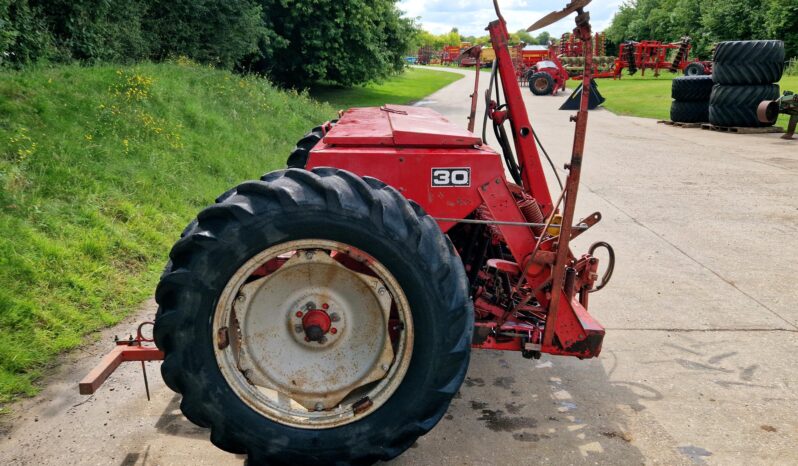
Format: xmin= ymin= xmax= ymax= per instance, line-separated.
xmin=670 ymin=75 xmax=714 ymax=123
xmin=709 ymin=40 xmax=784 ymax=128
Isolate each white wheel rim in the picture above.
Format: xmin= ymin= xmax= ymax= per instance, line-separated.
xmin=213 ymin=239 xmax=413 ymax=429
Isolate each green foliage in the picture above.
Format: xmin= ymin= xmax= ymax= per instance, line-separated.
xmin=415 ymin=28 xmax=462 ymax=49
xmin=763 ymin=0 xmax=798 ymax=61
xmin=247 ymin=0 xmax=416 ymax=88
xmin=605 ymin=0 xmax=798 ymax=59
xmin=29 ymin=0 xmax=150 ymax=62
xmin=144 ymin=0 xmax=264 ymax=68
xmin=2 ymin=0 xmax=415 ymax=87
xmin=1 ymin=0 xmax=54 ymax=66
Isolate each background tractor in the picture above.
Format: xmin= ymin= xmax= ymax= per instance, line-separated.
xmin=527 ymin=57 xmax=569 ymax=95
xmin=79 ymin=1 xmax=613 ymax=464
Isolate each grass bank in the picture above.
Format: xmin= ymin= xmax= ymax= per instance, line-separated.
xmin=0 ymin=62 xmax=461 ymax=406
xmin=598 ymin=74 xmax=798 ymax=129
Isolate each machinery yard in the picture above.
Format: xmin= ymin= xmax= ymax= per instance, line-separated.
xmin=1 ymin=0 xmax=796 ymax=464
xmin=1 ymin=67 xmax=795 ymax=465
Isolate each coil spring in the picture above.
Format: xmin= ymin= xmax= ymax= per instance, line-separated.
xmin=517 ymin=194 xmax=544 ymax=236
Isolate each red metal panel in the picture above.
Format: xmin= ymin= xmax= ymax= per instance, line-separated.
xmin=322 ymin=108 xmax=394 ymax=146
xmin=307 ymin=143 xmax=504 ymax=232
xmin=387 ymin=105 xmax=482 ymax=147
xmin=322 ymin=106 xmax=482 ymax=148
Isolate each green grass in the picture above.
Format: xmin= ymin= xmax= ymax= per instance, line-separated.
xmin=598 ymin=74 xmax=798 ymax=129
xmin=0 ymin=62 xmax=461 ymax=406
xmin=311 ymin=67 xmax=463 ymax=108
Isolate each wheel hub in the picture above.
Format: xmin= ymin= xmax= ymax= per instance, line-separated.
xmin=213 ymin=240 xmax=413 ymax=428
xmin=535 ymin=77 xmax=548 ymax=92
xmin=301 ymin=308 xmax=332 ymax=342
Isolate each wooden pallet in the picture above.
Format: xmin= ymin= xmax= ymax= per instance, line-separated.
xmin=657 ymin=120 xmax=703 ymax=128
xmin=700 ymin=124 xmax=784 ymax=134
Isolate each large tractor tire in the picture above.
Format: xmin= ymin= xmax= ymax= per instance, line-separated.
xmin=670 ymin=100 xmax=709 ymax=123
xmin=671 ymin=75 xmax=714 ymax=101
xmin=154 ymin=168 xmax=473 ymax=465
xmin=712 ymin=40 xmax=785 ymax=85
xmin=709 ymin=83 xmax=780 ymax=127
xmin=529 ymin=72 xmax=554 ymax=96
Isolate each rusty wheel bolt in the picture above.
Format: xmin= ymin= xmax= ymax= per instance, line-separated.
xmin=330 ymin=328 xmax=337 ymax=334
xmin=296 ymin=311 xmax=303 ymax=318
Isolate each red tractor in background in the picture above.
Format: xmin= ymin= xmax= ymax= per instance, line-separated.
xmin=527 ymin=57 xmax=570 ymax=95
xmin=79 ymin=1 xmax=612 ymax=464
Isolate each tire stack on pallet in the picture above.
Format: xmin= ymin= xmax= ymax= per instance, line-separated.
xmin=709 ymin=40 xmax=784 ymax=129
xmin=670 ymin=75 xmax=714 ymax=124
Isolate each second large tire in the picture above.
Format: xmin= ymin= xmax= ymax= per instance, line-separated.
xmin=672 ymin=75 xmax=714 ymax=101
xmin=670 ymin=100 xmax=709 ymax=123
xmin=154 ymin=168 xmax=473 ymax=465
xmin=712 ymin=40 xmax=785 ymax=85
xmin=709 ymin=84 xmax=780 ymax=127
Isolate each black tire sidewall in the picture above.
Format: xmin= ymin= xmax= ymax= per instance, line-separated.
xmin=156 ymin=170 xmax=471 ymax=464
xmin=670 ymin=100 xmax=709 ymax=123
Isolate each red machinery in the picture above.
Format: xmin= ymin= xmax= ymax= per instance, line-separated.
xmin=560 ymin=31 xmax=606 ymax=58
xmin=556 ymin=35 xmax=712 ymax=79
xmin=610 ymin=38 xmax=712 ymax=78
xmin=527 ymin=57 xmax=569 ymax=95
xmin=80 ymin=1 xmax=612 ymax=464
xmin=442 ymin=45 xmax=464 ymax=65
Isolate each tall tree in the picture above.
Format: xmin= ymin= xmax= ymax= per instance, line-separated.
xmin=248 ymin=0 xmax=416 ymax=87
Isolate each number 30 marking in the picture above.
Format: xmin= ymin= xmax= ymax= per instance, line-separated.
xmin=432 ymin=168 xmax=471 ymax=187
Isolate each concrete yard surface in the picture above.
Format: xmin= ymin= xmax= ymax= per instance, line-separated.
xmin=1 ymin=68 xmax=796 ymax=465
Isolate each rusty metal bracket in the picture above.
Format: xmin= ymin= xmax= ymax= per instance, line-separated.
xmin=570 ymin=211 xmax=601 ymax=240
xmin=78 ymin=322 xmax=164 ymax=398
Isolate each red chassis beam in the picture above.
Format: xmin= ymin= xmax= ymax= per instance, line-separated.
xmin=78 ymin=343 xmax=163 ymax=395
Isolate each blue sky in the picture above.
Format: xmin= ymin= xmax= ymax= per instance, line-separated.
xmin=398 ymin=0 xmax=623 ymax=37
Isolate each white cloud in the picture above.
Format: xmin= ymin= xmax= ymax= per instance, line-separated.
xmin=399 ymin=0 xmax=622 ymax=37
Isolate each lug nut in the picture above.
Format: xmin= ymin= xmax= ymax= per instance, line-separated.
xmin=330 ymin=328 xmax=337 ymax=334
xmin=296 ymin=311 xmax=303 ymax=318
xmin=322 ymin=303 xmax=329 ymax=309
xmin=330 ymin=313 xmax=340 ymax=322
xmin=305 ymin=302 xmax=315 ymax=310
xmin=315 ymin=402 xmax=324 ymax=411
xmin=294 ymin=324 xmax=303 ymax=334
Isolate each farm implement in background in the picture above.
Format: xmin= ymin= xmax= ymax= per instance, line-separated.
xmin=759 ymin=91 xmax=798 ymax=139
